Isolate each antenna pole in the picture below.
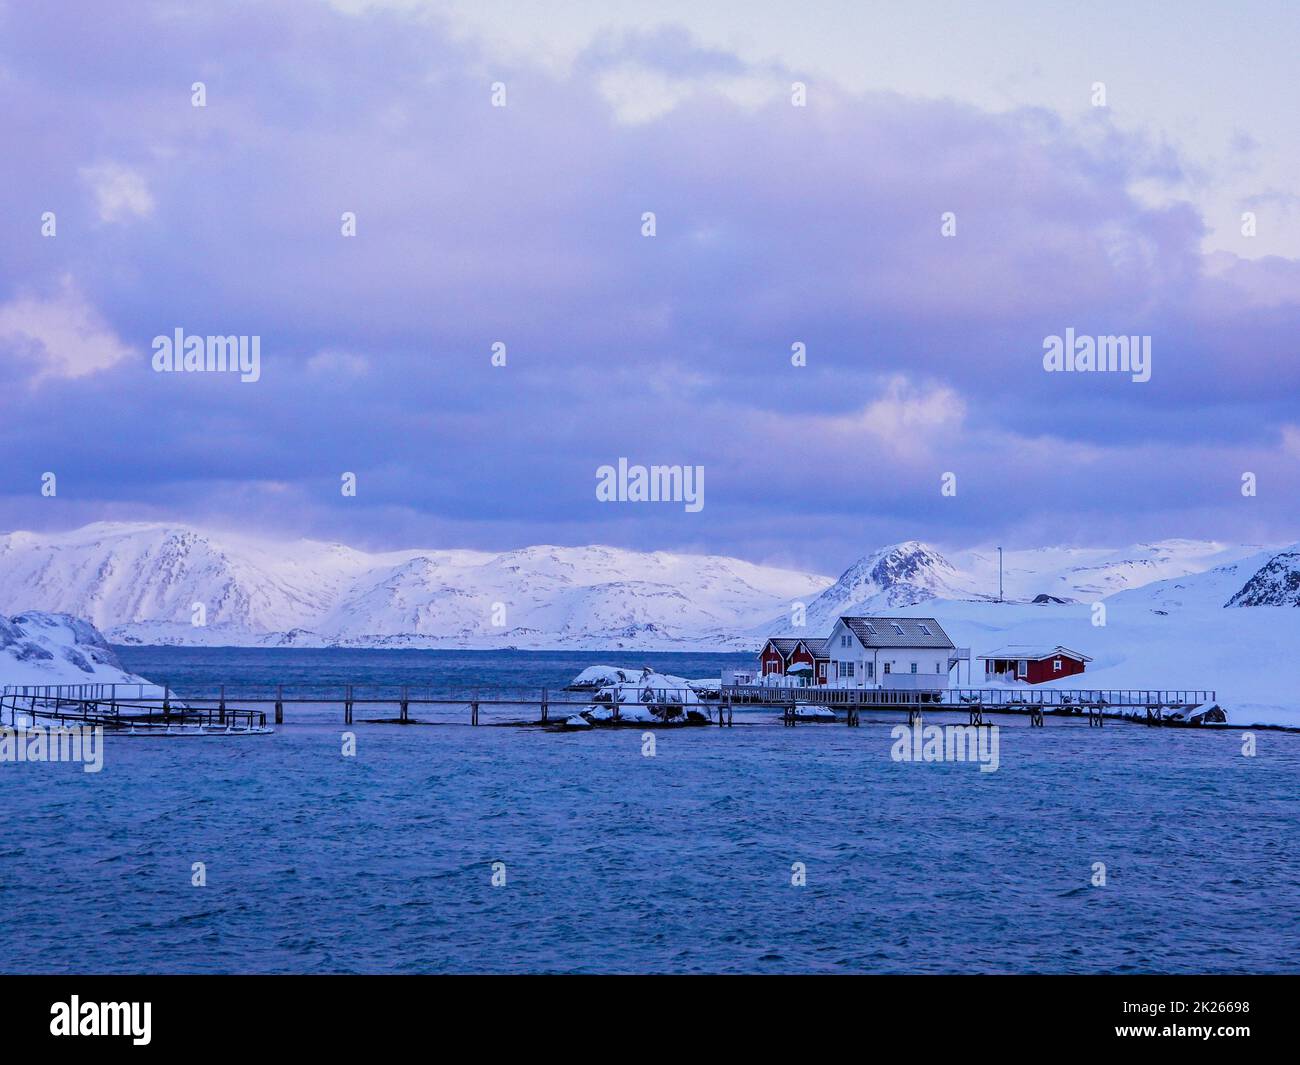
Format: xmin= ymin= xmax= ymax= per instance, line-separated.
xmin=998 ymin=547 xmax=1003 ymax=603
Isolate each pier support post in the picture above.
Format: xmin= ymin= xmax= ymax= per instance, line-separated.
xmin=400 ymin=685 xmax=409 ymax=723
xmin=275 ymin=684 xmax=284 ymax=726
xmin=1030 ymin=707 xmax=1044 ymax=727
xmin=344 ymin=684 xmax=353 ymax=726
xmin=219 ymin=683 xmax=226 ymax=725
xmin=540 ymin=687 xmax=548 ymax=724
xmin=471 ymin=692 xmax=479 ymax=726
xmin=908 ymin=707 xmax=921 ymax=728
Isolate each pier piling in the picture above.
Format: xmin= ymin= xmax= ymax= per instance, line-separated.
xmin=275 ymin=684 xmax=283 ymax=726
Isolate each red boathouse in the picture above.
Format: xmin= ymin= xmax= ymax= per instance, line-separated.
xmin=977 ymin=645 xmax=1091 ymax=684
xmin=758 ymin=637 xmax=830 ymax=685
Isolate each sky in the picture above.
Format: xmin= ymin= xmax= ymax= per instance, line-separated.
xmin=0 ymin=0 xmax=1297 ymax=573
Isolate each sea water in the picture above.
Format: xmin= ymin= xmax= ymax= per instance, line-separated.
xmin=0 ymin=647 xmax=1296 ymax=974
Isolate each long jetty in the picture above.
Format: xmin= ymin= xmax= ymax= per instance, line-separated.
xmin=2 ymin=682 xmax=1220 ymax=730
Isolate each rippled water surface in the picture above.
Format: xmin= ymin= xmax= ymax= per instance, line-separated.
xmin=2 ymin=649 xmax=1297 ymax=973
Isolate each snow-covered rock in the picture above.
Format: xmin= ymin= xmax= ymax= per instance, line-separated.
xmin=567 ymin=665 xmax=648 ymax=690
xmin=593 ymin=670 xmax=700 ymax=706
xmin=583 ymin=704 xmax=656 ymax=724
xmin=1226 ymin=551 xmax=1300 ymax=607
xmin=793 ymin=706 xmax=836 ymax=721
xmin=0 ymin=611 xmax=155 ymax=691
xmin=579 ymin=669 xmax=711 ymax=725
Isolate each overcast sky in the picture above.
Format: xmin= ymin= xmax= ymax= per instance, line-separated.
xmin=0 ymin=0 xmax=1297 ymax=572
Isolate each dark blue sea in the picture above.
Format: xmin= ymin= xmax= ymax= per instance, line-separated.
xmin=2 ymin=647 xmax=1297 ymax=974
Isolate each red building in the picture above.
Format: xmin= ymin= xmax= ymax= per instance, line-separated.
xmin=978 ymin=645 xmax=1091 ymax=684
xmin=758 ymin=638 xmax=830 ymax=685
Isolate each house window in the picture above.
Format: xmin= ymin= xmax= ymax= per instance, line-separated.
xmin=919 ymin=624 xmax=932 ymax=636
xmin=891 ymin=623 xmax=905 ymax=635
xmin=846 ymin=662 xmax=854 ymax=677
xmin=1018 ymin=660 xmax=1028 ymax=676
xmin=910 ymin=663 xmax=918 ymax=674
xmin=1053 ymin=659 xmax=1063 ymax=672
xmin=866 ymin=662 xmax=874 ymax=679
xmin=865 ymin=623 xmax=877 ymax=635
xmin=883 ymin=663 xmax=891 ymax=674
xmin=936 ymin=662 xmax=942 ymax=673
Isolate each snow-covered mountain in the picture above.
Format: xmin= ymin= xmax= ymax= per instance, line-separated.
xmin=792 ymin=541 xmax=982 ymax=633
xmin=0 ymin=610 xmax=154 ymax=689
xmin=0 ymin=523 xmax=1289 ymax=650
xmin=0 ymin=523 xmax=832 ymax=649
xmin=1227 ymin=551 xmax=1300 ymax=607
xmin=946 ymin=540 xmax=1269 ymax=602
xmin=775 ymin=538 xmax=1274 ymax=636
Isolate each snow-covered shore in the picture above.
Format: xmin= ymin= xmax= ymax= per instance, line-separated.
xmin=0 ymin=611 xmax=158 ymax=693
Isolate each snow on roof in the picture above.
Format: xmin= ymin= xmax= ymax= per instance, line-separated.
xmin=977 ymin=645 xmax=1092 ymax=662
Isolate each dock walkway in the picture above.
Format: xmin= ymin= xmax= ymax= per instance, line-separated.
xmin=2 ymin=683 xmax=1219 ymax=730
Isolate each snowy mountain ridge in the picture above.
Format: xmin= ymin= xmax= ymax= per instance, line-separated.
xmin=0 ymin=522 xmax=1290 ymax=649
xmin=0 ymin=522 xmax=831 ymax=649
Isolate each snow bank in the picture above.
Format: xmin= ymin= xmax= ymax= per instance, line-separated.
xmin=926 ymin=597 xmax=1300 ymax=727
xmin=567 ymin=665 xmax=648 ymax=689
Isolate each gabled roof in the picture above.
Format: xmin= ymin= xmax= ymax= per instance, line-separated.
xmin=764 ymin=636 xmax=829 ymax=660
xmin=977 ymin=645 xmax=1092 ymax=662
xmin=839 ymin=616 xmax=955 ymax=649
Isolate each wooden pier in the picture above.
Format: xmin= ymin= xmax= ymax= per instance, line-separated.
xmin=1 ymin=689 xmax=269 ymax=734
xmin=2 ymin=682 xmax=1221 ymax=730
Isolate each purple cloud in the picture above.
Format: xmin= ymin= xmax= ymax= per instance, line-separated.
xmin=0 ymin=0 xmax=1296 ymax=568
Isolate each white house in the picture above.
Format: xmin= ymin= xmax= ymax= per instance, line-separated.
xmin=822 ymin=616 xmax=968 ymax=690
